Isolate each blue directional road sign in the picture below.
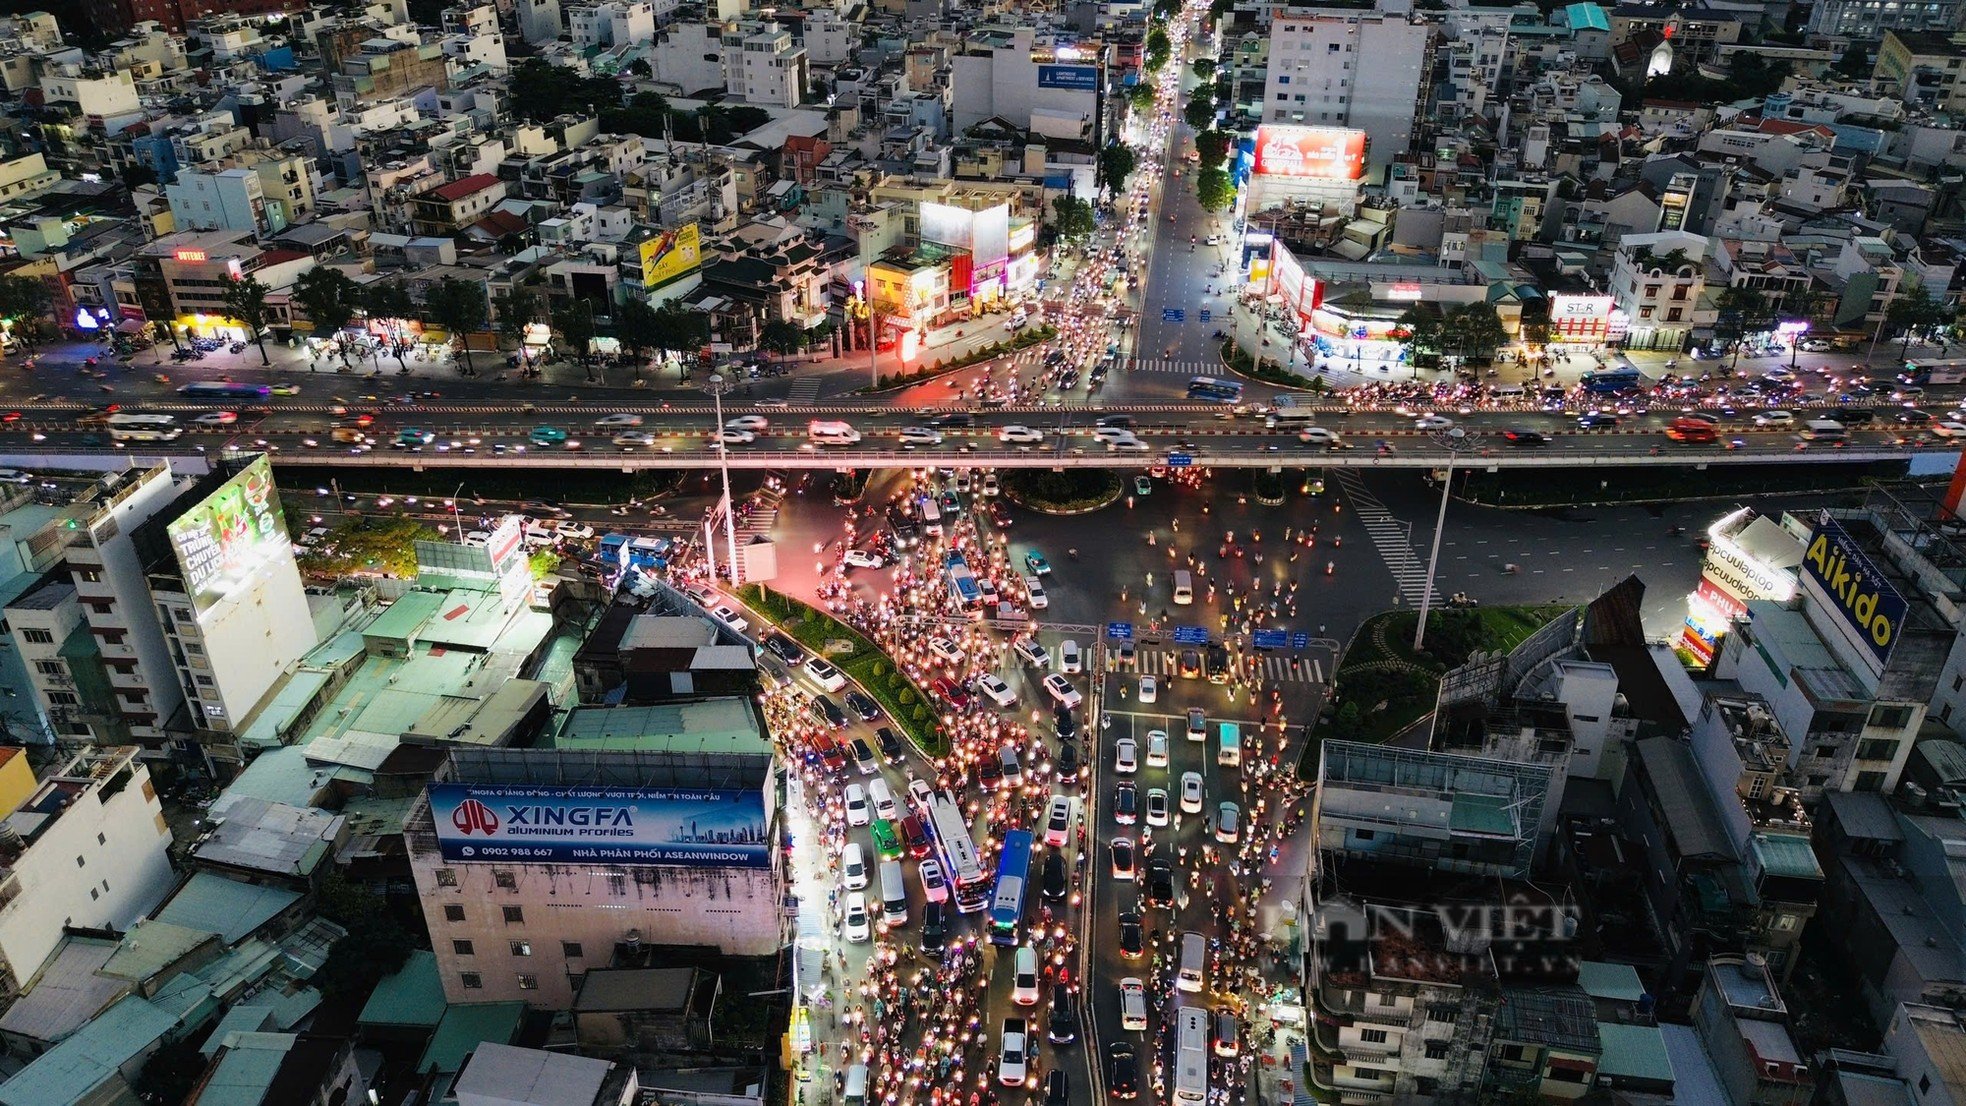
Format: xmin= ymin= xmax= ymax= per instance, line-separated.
xmin=1252 ymin=629 xmax=1288 ymax=650
xmin=1172 ymin=626 xmax=1211 ymax=645
xmin=1167 ymin=453 xmax=1193 ymax=468
xmin=1199 ymin=308 xmax=1212 ymax=322
xmin=1162 ymin=308 xmax=1186 ymax=322
xmin=1291 ymin=632 xmax=1310 ymax=650
xmin=1106 ymin=621 xmax=1134 ymax=641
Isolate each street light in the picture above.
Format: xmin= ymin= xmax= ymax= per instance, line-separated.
xmin=1413 ymin=429 xmax=1478 ymax=652
xmin=703 ymin=373 xmax=741 ymax=585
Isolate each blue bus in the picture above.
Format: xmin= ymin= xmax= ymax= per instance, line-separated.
xmin=1579 ymin=367 xmax=1642 ymax=395
xmin=988 ymin=828 xmax=1034 ymax=946
xmin=1187 ymin=375 xmax=1244 ymax=402
xmin=178 ymin=381 xmax=271 ymax=400
xmin=945 ymin=552 xmax=982 ymax=609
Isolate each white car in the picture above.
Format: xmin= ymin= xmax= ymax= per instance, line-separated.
xmin=1012 ymin=946 xmax=1041 ymax=1006
xmin=1042 ymin=673 xmax=1082 ymax=709
xmin=1299 ymin=427 xmax=1342 ymax=446
xmin=1114 ymin=737 xmax=1139 ymax=775
xmin=595 ymin=413 xmax=644 ymax=427
xmin=1180 ymin=771 xmax=1204 ymax=813
xmin=928 ymin=637 xmax=964 ymax=665
xmin=1216 ymin=801 xmax=1241 ymax=844
xmin=976 ymin=673 xmax=1017 ymax=707
xmin=1013 ymin=638 xmax=1049 ymax=668
xmin=1138 ymin=675 xmax=1158 ymax=703
xmin=998 ymin=1019 xmax=1030 ymax=1086
xmin=900 ymin=426 xmax=945 ymax=446
xmin=1106 ymin=434 xmax=1150 ymax=453
xmin=1024 ymin=578 xmax=1049 ymax=609
xmin=843 ymin=891 xmax=872 ymax=943
xmin=715 ymin=429 xmax=756 ymax=445
xmin=981 ymin=473 xmax=1001 ymax=497
xmin=1059 ymin=639 xmax=1082 ymax=674
xmin=843 ymin=548 xmax=886 ymax=569
xmin=844 ymin=783 xmax=871 ymax=826
xmin=999 ymin=425 xmax=1045 ymax=444
xmin=613 ymin=431 xmax=656 ymax=447
xmin=194 ymin=411 xmax=239 ymax=426
xmin=1753 ymin=410 xmax=1794 ymax=427
xmin=725 ymin=415 xmax=769 ymax=432
xmin=1042 ymin=795 xmax=1073 ymax=847
xmin=463 ymin=530 xmax=491 ymax=547
xmin=805 ymin=657 xmax=847 ymax=693
xmin=1934 ymin=421 xmax=1966 ymax=439
xmin=1146 ymin=787 xmax=1170 ymax=827
xmin=1415 ymin=414 xmax=1455 ymax=431
xmin=907 ymin=779 xmax=937 ymax=812
xmin=710 ymin=604 xmax=747 ymax=633
xmin=919 ymin=858 xmax=949 ymax=902
xmin=1146 ymin=729 xmax=1169 ymax=767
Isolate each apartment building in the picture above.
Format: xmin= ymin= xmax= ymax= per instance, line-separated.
xmin=1609 ymin=229 xmax=1717 ymax=351
xmin=1260 ymin=10 xmax=1432 ymax=180
xmin=724 ymin=24 xmax=808 ymax=108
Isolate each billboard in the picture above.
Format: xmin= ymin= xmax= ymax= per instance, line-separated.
xmin=1038 ymin=64 xmax=1099 ymax=91
xmin=1801 ymin=517 xmax=1907 ymax=669
xmin=1268 ymin=240 xmax=1321 ymax=324
xmin=1549 ymin=293 xmax=1615 ymax=343
xmin=1251 ymin=126 xmax=1367 ymax=181
xmin=428 ymin=783 xmax=770 ymax=867
xmin=639 ymin=223 xmax=702 ymax=291
xmin=921 ymin=201 xmax=1010 ymax=269
xmin=167 ymin=457 xmax=290 ymax=618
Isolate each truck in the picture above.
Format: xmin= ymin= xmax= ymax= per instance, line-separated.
xmin=1665 ymin=417 xmax=1718 ymax=443
xmin=945 ymin=552 xmax=982 ymax=609
xmin=1264 ymin=394 xmax=1320 ymax=428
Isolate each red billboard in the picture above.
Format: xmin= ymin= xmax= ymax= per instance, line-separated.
xmin=1252 ymin=126 xmax=1367 ymax=181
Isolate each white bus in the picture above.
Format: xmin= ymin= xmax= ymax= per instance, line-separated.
xmin=1264 ymin=394 xmax=1319 ymax=428
xmin=106 ymin=414 xmax=182 ymax=442
xmin=923 ymin=790 xmax=990 ymax=913
xmin=1173 ymin=1006 xmax=1210 ymax=1106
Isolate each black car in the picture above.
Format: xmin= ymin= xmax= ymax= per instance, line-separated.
xmin=1577 ymin=412 xmax=1620 ymax=429
xmin=1054 ymin=740 xmax=1080 ymax=784
xmin=875 ymin=726 xmax=905 ymax=762
xmin=1108 ymin=1044 xmax=1139 ymax=1100
xmin=1145 ymin=859 xmax=1175 ymax=908
xmin=763 ymin=632 xmax=804 ymax=664
xmin=845 ymin=691 xmax=882 ymax=722
xmin=1118 ymin=911 xmax=1144 ymax=959
xmin=1899 ymin=409 xmax=1934 ymax=425
xmin=812 ymin=696 xmax=849 ymax=729
xmin=1041 ymin=851 xmax=1069 ymax=901
xmin=1054 ymin=706 xmax=1079 ymax=742
xmin=1095 ymin=414 xmax=1135 ymax=430
xmin=921 ymin=901 xmax=947 ymax=952
xmin=1503 ymin=429 xmax=1548 ymax=445
xmin=1827 ymin=407 xmax=1877 ymax=425
xmin=1046 ymin=988 xmax=1078 ymax=1045
xmin=1044 ymin=1069 xmax=1068 ymax=1106
xmin=928 ymin=412 xmax=975 ymax=429
xmin=1205 ymin=644 xmax=1230 ymax=684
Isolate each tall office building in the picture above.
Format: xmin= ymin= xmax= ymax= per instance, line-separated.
xmin=1260 ymin=10 xmax=1433 ymax=181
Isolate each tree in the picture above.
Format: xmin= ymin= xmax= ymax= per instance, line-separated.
xmin=134 ymin=1039 xmax=207 ymax=1105
xmin=1396 ymin=305 xmax=1444 ymax=362
xmin=1191 ymin=58 xmax=1216 ymax=80
xmin=758 ymin=319 xmax=806 ymax=361
xmin=422 ymin=277 xmax=488 ymax=376
xmin=363 ymin=280 xmax=418 ymax=371
xmin=1195 ymin=167 xmax=1235 ymax=210
xmin=1050 ymin=194 xmax=1096 ymax=241
xmin=1098 ymin=143 xmax=1139 ymax=198
xmin=651 ymin=300 xmax=709 ymax=374
xmin=552 ymin=298 xmax=598 ymax=378
xmin=1146 ymin=27 xmax=1171 ymax=71
xmin=1184 ymin=96 xmax=1215 ymax=132
xmin=0 ymin=275 xmax=52 ymax=349
xmin=1125 ymin=84 xmax=1156 ymax=113
xmin=1195 ymin=130 xmax=1231 ymax=168
xmin=1443 ymin=303 xmax=1508 ymax=362
xmin=614 ymin=296 xmax=661 ymax=378
xmin=219 ymin=274 xmax=273 ymax=365
xmin=291 ymin=267 xmax=363 ymax=365
xmin=1714 ymin=285 xmax=1769 ymax=368
xmin=1834 ymin=42 xmax=1871 ymax=80
xmin=493 ymin=284 xmax=540 ymax=349
xmin=1888 ymin=286 xmax=1945 ymax=361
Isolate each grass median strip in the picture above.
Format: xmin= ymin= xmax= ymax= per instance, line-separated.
xmin=735 ymin=584 xmax=948 ymax=757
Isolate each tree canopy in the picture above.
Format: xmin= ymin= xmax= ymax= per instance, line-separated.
xmin=1099 ymin=144 xmax=1139 ymax=197
xmin=220 ymin=275 xmax=272 ymax=365
xmin=1050 ymin=194 xmax=1096 ymax=240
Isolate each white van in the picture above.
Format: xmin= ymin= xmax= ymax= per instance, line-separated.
xmin=842 ymin=842 xmax=868 ymax=890
xmin=868 ymin=777 xmax=898 ymax=821
xmin=1490 ymin=383 xmax=1527 ymax=400
xmin=877 ymin=859 xmax=908 ymax=926
xmin=1801 ymin=419 xmax=1847 ymax=442
xmin=1177 ymin=931 xmax=1207 ymax=993
xmin=1059 ymin=639 xmax=1082 ymax=674
xmin=809 ymin=420 xmax=862 ymax=445
xmin=843 ymin=1064 xmax=869 ymax=1106
xmin=1119 ymin=977 xmax=1149 ymax=1031
xmin=1172 ymin=570 xmax=1194 ymax=606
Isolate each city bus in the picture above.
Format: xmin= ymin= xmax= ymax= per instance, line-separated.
xmin=988 ymin=828 xmax=1034 ymax=946
xmin=106 ymin=414 xmax=181 ymax=442
xmin=177 ymin=381 xmax=271 ymax=400
xmin=1900 ymin=359 xmax=1966 ymax=386
xmin=945 ymin=552 xmax=982 ymax=611
xmin=924 ymin=790 xmax=991 ymax=913
xmin=1187 ymin=376 xmax=1244 ymax=403
xmin=1264 ymin=393 xmax=1319 ymax=427
xmin=1173 ymin=1006 xmax=1210 ymax=1106
xmin=1580 ymin=366 xmax=1643 ymax=394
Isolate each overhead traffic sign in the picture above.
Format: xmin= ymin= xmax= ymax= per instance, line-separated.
xmin=1199 ymin=309 xmax=1212 ymax=322
xmin=1167 ymin=453 xmax=1193 ymax=467
xmin=1162 ymin=308 xmax=1186 ymax=322
xmin=1290 ymin=632 xmax=1310 ymax=650
xmin=1172 ymin=626 xmax=1210 ymax=645
xmin=1106 ymin=621 xmax=1134 ymax=641
xmin=1252 ymin=629 xmax=1287 ymax=649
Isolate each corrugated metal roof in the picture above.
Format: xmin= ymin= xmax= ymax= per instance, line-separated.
xmin=153 ymin=872 xmax=301 ymax=946
xmin=0 ymin=995 xmax=178 ymax=1106
xmin=359 ymin=950 xmax=446 ymax=1029
xmin=1596 ymin=1022 xmax=1673 ymax=1083
xmin=0 ymin=938 xmax=125 ymax=1046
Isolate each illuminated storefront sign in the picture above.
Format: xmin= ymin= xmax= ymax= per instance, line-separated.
xmin=1548 ymin=294 xmax=1615 ymax=343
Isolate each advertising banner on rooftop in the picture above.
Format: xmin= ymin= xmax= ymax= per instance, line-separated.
xmin=1800 ymin=516 xmax=1907 ymax=671
xmin=167 ymin=457 xmax=289 ymax=618
xmin=639 ymin=223 xmax=702 ymax=292
xmin=1037 ymin=64 xmax=1100 ymax=92
xmin=428 ymin=783 xmax=770 ymax=868
xmin=1251 ymin=126 xmax=1367 ymax=181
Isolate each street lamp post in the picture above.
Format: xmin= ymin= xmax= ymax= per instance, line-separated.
xmin=704 ymin=373 xmax=741 ymax=585
xmin=1413 ymin=432 xmax=1474 ymax=652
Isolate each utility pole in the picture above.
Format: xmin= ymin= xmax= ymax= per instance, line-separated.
xmin=703 ymin=373 xmax=741 ymax=584
xmin=1413 ymin=433 xmax=1474 ymax=653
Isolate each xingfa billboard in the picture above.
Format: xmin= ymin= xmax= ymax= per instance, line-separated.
xmin=429 ymin=784 xmax=770 ymax=868
xmin=1801 ymin=517 xmax=1908 ymax=670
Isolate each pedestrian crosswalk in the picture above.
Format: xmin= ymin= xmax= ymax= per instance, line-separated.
xmin=785 ymin=375 xmax=823 ymax=405
xmin=1129 ymin=358 xmax=1221 ymax=374
xmin=1121 ymin=648 xmax=1326 ymax=685
xmin=1332 ymin=470 xmax=1442 ymax=608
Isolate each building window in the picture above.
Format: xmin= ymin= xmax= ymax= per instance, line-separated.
xmin=75 ymin=855 xmax=85 ymax=868
xmin=562 ymin=941 xmax=584 ymax=959
xmin=1857 ymin=738 xmax=1898 ymax=761
xmin=1644 ymin=284 xmax=1661 ymax=298
xmin=1360 ymin=1029 xmax=1388 ymax=1043
xmin=510 ymin=940 xmax=531 ymax=957
xmin=493 ymin=870 xmax=517 ymax=890
xmin=452 ymin=939 xmax=475 ymax=955
xmin=1427 ymin=1005 xmax=1455 ymax=1022
xmin=1425 ymin=1040 xmax=1450 ymax=1060
xmin=1870 ymin=704 xmax=1915 ymax=729
xmin=461 ymin=972 xmax=482 ymax=989
xmin=436 ymin=869 xmax=458 ymax=887
xmin=1856 ymin=770 xmax=1888 ymax=791
xmin=503 ymin=905 xmax=524 ymax=924
xmin=34 ymin=660 xmax=62 ymax=675
xmin=48 ymin=692 xmax=76 ymax=706
xmin=517 ymin=974 xmax=539 ymax=990
xmin=21 ymin=629 xmax=50 ymax=644
xmin=444 ymin=904 xmax=466 ymax=922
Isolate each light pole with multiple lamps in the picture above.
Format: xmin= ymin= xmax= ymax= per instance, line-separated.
xmin=702 ymin=373 xmax=741 ymax=585
xmin=1412 ymin=429 xmax=1479 ymax=652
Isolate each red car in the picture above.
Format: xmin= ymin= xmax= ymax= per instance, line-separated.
xmin=812 ymin=734 xmax=847 ymax=775
xmin=899 ymin=814 xmax=931 ymax=858
xmin=930 ymin=677 xmax=971 ymax=709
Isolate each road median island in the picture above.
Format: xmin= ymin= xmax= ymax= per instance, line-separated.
xmin=734 ymin=583 xmax=948 ymax=757
xmin=999 ymin=468 xmax=1123 ymax=514
xmin=860 ymin=325 xmax=1060 ymax=394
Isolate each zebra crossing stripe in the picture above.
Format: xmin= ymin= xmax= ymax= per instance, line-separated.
xmin=1332 ymin=470 xmax=1442 ymax=607
xmin=1126 ymin=650 xmax=1324 ymax=684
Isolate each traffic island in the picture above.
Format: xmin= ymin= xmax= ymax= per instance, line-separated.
xmin=1297 ymin=604 xmax=1571 ymax=779
xmin=1219 ymin=337 xmax=1324 ymax=391
xmin=999 ymin=468 xmax=1124 ymax=514
xmin=734 ymin=584 xmax=948 ymax=757
xmin=860 ymin=325 xmax=1060 ymax=393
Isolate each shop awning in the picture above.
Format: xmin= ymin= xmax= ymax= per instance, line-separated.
xmin=115 ymin=319 xmax=147 ymax=334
